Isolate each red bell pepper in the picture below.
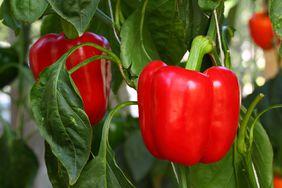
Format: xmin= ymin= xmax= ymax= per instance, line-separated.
xmin=138 ymin=36 xmax=240 ymax=165
xmin=274 ymin=176 xmax=282 ymax=188
xmin=29 ymin=32 xmax=111 ymax=125
xmin=249 ymin=12 xmax=277 ymax=49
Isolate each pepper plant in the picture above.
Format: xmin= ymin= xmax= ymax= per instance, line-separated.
xmin=1 ymin=0 xmax=282 ymax=188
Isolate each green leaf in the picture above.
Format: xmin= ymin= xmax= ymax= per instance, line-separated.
xmin=120 ymin=0 xmax=209 ymax=76
xmin=10 ymin=0 xmax=48 ymax=23
xmin=244 ymin=71 xmax=282 ymax=176
xmin=73 ymin=156 xmax=114 ymax=188
xmin=30 ymin=50 xmax=92 ymax=185
xmin=120 ymin=0 xmax=141 ymax=18
xmin=47 ymin=0 xmax=100 ymax=34
xmin=124 ymin=131 xmax=155 ymax=182
xmin=234 ymin=107 xmax=274 ymax=188
xmin=120 ymin=0 xmax=160 ymax=76
xmin=251 ymin=120 xmax=274 ymax=188
xmin=46 ymin=140 xmax=134 ymax=188
xmin=198 ymin=0 xmax=222 ymax=11
xmin=0 ymin=125 xmax=39 ymax=188
xmin=0 ymin=47 xmax=19 ymax=88
xmin=73 ymin=146 xmax=134 ymax=188
xmin=45 ymin=143 xmax=69 ymax=188
xmin=269 ymin=0 xmax=282 ymax=56
xmin=40 ymin=14 xmax=63 ymax=36
xmin=74 ymin=101 xmax=136 ymax=188
xmin=270 ymin=0 xmax=282 ymax=37
xmin=145 ymin=0 xmax=187 ymax=65
xmin=188 ymin=148 xmax=236 ymax=188
xmin=61 ymin=18 xmax=79 ymax=39
xmin=0 ymin=0 xmax=21 ymax=32
xmin=178 ymin=0 xmax=210 ymax=48
xmin=106 ymin=146 xmax=134 ymax=187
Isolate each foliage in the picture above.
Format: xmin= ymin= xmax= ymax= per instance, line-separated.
xmin=0 ymin=124 xmax=38 ymax=188
xmin=244 ymin=71 xmax=282 ymax=176
xmin=0 ymin=0 xmax=281 ymax=187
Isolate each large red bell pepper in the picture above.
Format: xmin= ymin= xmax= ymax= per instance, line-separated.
xmin=138 ymin=61 xmax=240 ymax=165
xmin=138 ymin=36 xmax=240 ymax=165
xmin=29 ymin=32 xmax=111 ymax=125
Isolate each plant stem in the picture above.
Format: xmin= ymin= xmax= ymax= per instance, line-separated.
xmin=237 ymin=93 xmax=264 ymax=154
xmin=249 ymin=104 xmax=282 ymax=149
xmin=17 ymin=23 xmax=30 ymax=138
xmin=178 ymin=165 xmax=188 ymax=188
xmin=64 ymin=42 xmax=136 ymax=88
xmin=98 ymin=101 xmax=137 ymax=158
xmin=171 ymin=162 xmax=179 ymax=183
xmin=207 ymin=12 xmax=217 ymax=39
xmin=206 ymin=3 xmax=226 ymax=67
xmin=221 ymin=26 xmax=234 ymax=69
xmin=213 ymin=9 xmax=224 ymax=65
xmin=210 ymin=49 xmax=221 ymax=66
xmin=185 ymin=36 xmax=214 ymax=71
xmin=243 ymin=155 xmax=259 ymax=188
xmin=69 ymin=55 xmax=113 ymax=74
xmin=107 ymin=0 xmax=121 ymax=44
xmin=115 ymin=0 xmax=121 ymax=31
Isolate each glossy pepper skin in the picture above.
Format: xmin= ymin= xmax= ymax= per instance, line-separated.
xmin=29 ymin=32 xmax=111 ymax=125
xmin=249 ymin=12 xmax=276 ymax=49
xmin=138 ymin=61 xmax=240 ymax=165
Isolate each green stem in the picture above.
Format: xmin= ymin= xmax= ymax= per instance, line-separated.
xmin=237 ymin=93 xmax=264 ymax=155
xmin=119 ymin=8 xmax=125 ymax=24
xmin=210 ymin=49 xmax=221 ymax=66
xmin=178 ymin=165 xmax=188 ymax=188
xmin=171 ymin=163 xmax=180 ymax=184
xmin=69 ymin=55 xmax=114 ymax=74
xmin=186 ymin=36 xmax=214 ymax=71
xmin=206 ymin=14 xmax=221 ymax=66
xmin=221 ymin=26 xmax=235 ymax=69
xmin=206 ymin=4 xmax=226 ymax=67
xmin=213 ymin=9 xmax=224 ymax=65
xmin=207 ymin=13 xmax=217 ymax=39
xmin=115 ymin=0 xmax=121 ymax=31
xmin=63 ymin=42 xmax=136 ymax=88
xmin=243 ymin=155 xmax=259 ymax=188
xmin=237 ymin=99 xmax=282 ymax=188
xmin=98 ymin=101 xmax=137 ymax=158
xmin=17 ymin=23 xmax=30 ymax=138
xmin=249 ymin=104 xmax=282 ymax=149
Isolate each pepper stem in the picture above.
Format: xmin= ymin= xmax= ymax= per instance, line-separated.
xmin=185 ymin=36 xmax=214 ymax=71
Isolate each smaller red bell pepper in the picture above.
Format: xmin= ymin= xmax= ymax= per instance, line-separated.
xmin=275 ymin=176 xmax=282 ymax=188
xmin=29 ymin=32 xmax=111 ymax=125
xmin=138 ymin=36 xmax=240 ymax=165
xmin=249 ymin=12 xmax=278 ymax=49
